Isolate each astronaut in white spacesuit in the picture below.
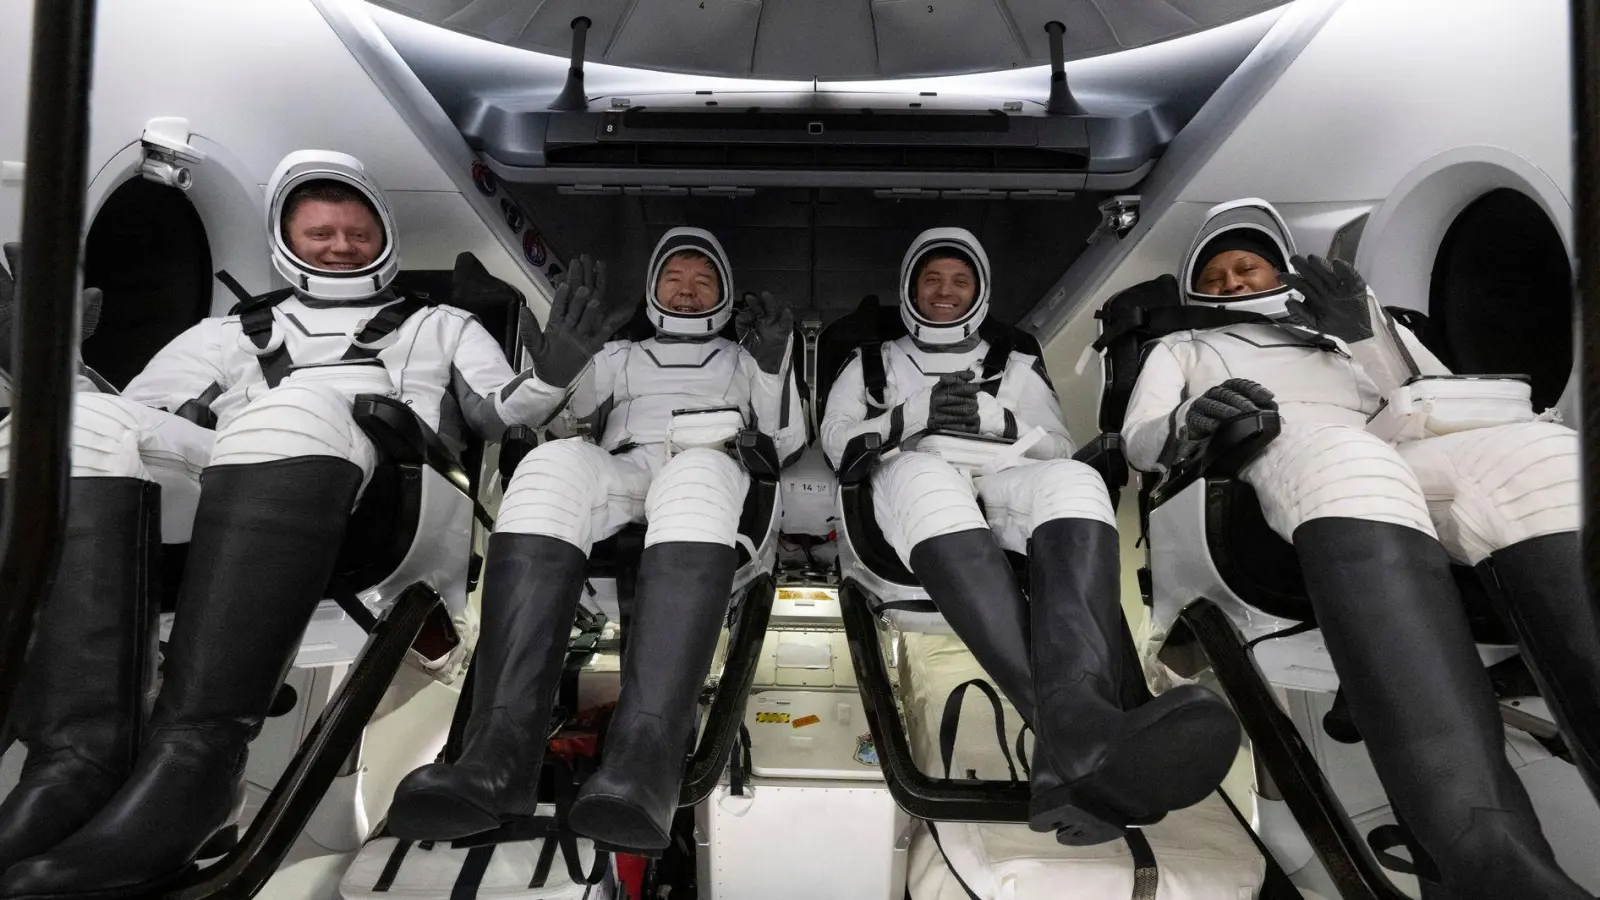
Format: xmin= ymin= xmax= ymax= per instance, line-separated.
xmin=0 ymin=150 xmax=557 ymax=898
xmin=387 ymin=226 xmax=804 ymax=853
xmin=821 ymin=228 xmax=1240 ymax=846
xmin=1122 ymin=199 xmax=1593 ymax=899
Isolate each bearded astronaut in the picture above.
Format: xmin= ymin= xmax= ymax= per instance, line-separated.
xmin=1122 ymin=198 xmax=1594 ymax=899
xmin=387 ymin=226 xmax=804 ymax=854
xmin=0 ymin=150 xmax=558 ymax=898
xmin=821 ymin=227 xmax=1241 ymax=846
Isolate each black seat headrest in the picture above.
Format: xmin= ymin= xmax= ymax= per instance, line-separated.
xmin=1094 ymin=274 xmax=1183 ymax=434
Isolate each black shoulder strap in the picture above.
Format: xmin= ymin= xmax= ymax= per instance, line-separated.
xmin=342 ymin=297 xmax=431 ymax=362
xmin=978 ymin=326 xmax=1014 ymax=397
xmin=214 ymin=270 xmax=254 ymax=311
xmin=861 ymin=342 xmax=887 ymax=412
xmin=240 ymin=304 xmax=296 ymax=390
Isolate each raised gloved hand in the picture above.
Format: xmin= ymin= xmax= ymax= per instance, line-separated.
xmin=1279 ymin=254 xmax=1373 ymax=343
xmin=0 ymin=241 xmax=103 ymax=376
xmin=1184 ymin=378 xmax=1277 ymax=443
xmin=735 ymin=291 xmax=793 ymax=375
xmin=518 ymin=255 xmax=636 ymax=389
xmin=927 ymin=370 xmax=980 ymax=434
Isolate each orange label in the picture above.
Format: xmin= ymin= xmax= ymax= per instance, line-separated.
xmin=791 ymin=714 xmax=821 ymax=729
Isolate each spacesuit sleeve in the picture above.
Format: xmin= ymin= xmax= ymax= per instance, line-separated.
xmin=1121 ymin=340 xmax=1195 ymax=473
xmin=449 ymin=316 xmax=570 ymax=441
xmin=739 ymin=341 xmax=806 ymax=466
xmin=121 ymin=320 xmax=231 ymax=413
xmin=977 ymin=354 xmax=1075 ymax=459
xmin=820 ymin=349 xmax=934 ymax=469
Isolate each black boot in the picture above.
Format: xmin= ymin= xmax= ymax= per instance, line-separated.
xmin=0 ymin=478 xmax=160 ymax=870
xmin=1025 ymin=519 xmax=1240 ymax=843
xmin=388 ymin=534 xmax=589 ymax=840
xmin=907 ymin=528 xmax=1130 ymax=847
xmin=1295 ymin=518 xmax=1588 ymax=900
xmin=0 ymin=457 xmax=362 ymax=898
xmin=568 ymin=541 xmax=735 ymax=854
xmin=1478 ymin=531 xmax=1600 ymax=799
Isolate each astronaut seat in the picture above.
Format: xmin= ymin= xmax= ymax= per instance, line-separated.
xmin=1093 ymin=274 xmax=1526 ymax=689
xmin=814 ymin=295 xmax=1129 ymax=821
xmin=155 ymin=263 xmax=526 ymax=671
xmin=817 ymin=295 xmax=1126 ymax=635
xmin=1095 ymin=273 xmax=1595 ymax=897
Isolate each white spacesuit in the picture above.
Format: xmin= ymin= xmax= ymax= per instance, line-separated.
xmin=822 ymin=228 xmax=1239 ymax=846
xmin=0 ymin=151 xmax=548 ymax=899
xmin=388 ymin=227 xmax=803 ymax=854
xmin=1121 ymin=198 xmax=1593 ymax=900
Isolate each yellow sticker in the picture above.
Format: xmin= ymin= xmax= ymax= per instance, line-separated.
xmin=791 ymin=714 xmax=822 ymax=729
xmin=756 ymin=712 xmax=790 ymax=724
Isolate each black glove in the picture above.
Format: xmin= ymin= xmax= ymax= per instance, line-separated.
xmin=518 ymin=255 xmax=636 ymax=389
xmin=735 ymin=291 xmax=793 ymax=375
xmin=0 ymin=241 xmax=104 ymax=377
xmin=1184 ymin=378 xmax=1278 ymax=443
xmin=1279 ymin=254 xmax=1373 ymax=343
xmin=927 ymin=370 xmax=980 ymax=434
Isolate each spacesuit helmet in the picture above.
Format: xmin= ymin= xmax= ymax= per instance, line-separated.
xmin=266 ymin=150 xmax=399 ymax=303
xmin=900 ymin=227 xmax=991 ymax=346
xmin=1182 ymin=198 xmax=1300 ymax=318
xmin=645 ymin=227 xmax=734 ymax=338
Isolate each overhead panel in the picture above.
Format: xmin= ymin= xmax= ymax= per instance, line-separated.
xmin=607 ymin=0 xmax=765 ymax=76
xmin=752 ymin=0 xmax=880 ymax=79
xmin=365 ymin=0 xmax=1293 ymax=80
xmin=870 ymin=0 xmax=1025 ymax=77
xmin=517 ymin=0 xmax=632 ymax=53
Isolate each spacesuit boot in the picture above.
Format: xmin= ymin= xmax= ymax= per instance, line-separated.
xmin=905 ymin=528 xmax=1127 ymax=846
xmin=568 ymin=542 xmax=736 ymax=855
xmin=1295 ymin=518 xmax=1588 ymax=900
xmin=1478 ymin=531 xmax=1600 ymax=800
xmin=1024 ymin=518 xmax=1240 ymax=845
xmin=388 ymin=534 xmax=590 ymax=840
xmin=0 ymin=478 xmax=161 ymax=871
xmin=0 ymin=457 xmax=362 ymax=899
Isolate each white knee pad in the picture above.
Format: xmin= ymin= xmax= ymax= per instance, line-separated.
xmin=1022 ymin=459 xmax=1116 ymax=530
xmin=645 ymin=448 xmax=749 ymax=548
xmin=871 ymin=451 xmax=987 ymax=563
xmin=1242 ymin=423 xmax=1433 ymax=540
xmin=210 ymin=384 xmax=376 ymax=481
xmin=1404 ymin=422 xmax=1579 ymax=562
xmin=497 ymin=438 xmax=615 ymax=553
xmin=0 ymin=393 xmax=152 ymax=480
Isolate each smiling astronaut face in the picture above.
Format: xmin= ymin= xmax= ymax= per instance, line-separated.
xmin=913 ymin=254 xmax=978 ymax=323
xmin=1193 ymin=249 xmax=1283 ymax=298
xmin=283 ymin=190 xmax=385 ymax=273
xmin=653 ymin=249 xmax=721 ymax=314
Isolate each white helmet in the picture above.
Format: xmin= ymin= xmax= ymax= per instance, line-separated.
xmin=266 ymin=150 xmax=399 ymax=303
xmin=900 ymin=227 xmax=991 ymax=346
xmin=644 ymin=227 xmax=734 ymax=338
xmin=1181 ymin=198 xmax=1300 ymax=318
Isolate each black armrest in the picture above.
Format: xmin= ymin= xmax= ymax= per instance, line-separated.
xmin=1071 ymin=432 xmax=1128 ymax=494
xmin=352 ymin=394 xmax=471 ymax=491
xmin=1150 ymin=410 xmax=1281 ymax=508
xmin=498 ymin=425 xmax=539 ymax=483
xmin=734 ymin=430 xmax=780 ymax=483
xmin=838 ymin=432 xmax=883 ymax=486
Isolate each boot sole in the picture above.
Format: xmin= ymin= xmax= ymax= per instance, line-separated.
xmin=386 ymin=787 xmax=502 ymax=842
xmin=1071 ymin=697 xmax=1240 ymax=823
xmin=567 ymin=793 xmax=670 ymax=856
